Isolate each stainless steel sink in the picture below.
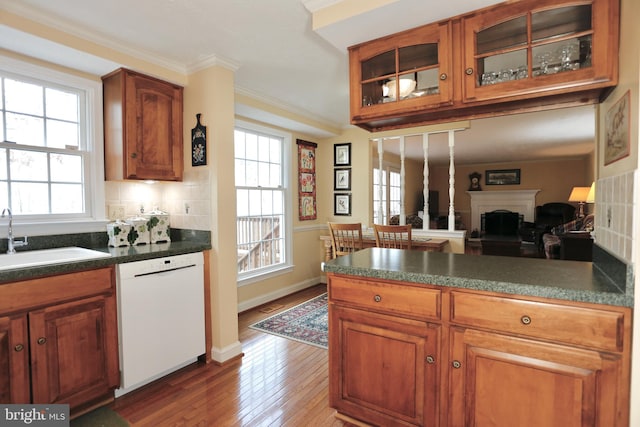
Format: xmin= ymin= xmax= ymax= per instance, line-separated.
xmin=0 ymin=247 xmax=111 ymax=271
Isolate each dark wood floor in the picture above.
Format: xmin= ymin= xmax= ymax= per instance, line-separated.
xmin=111 ymin=284 xmax=350 ymax=426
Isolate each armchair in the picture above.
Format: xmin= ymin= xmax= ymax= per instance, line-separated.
xmin=519 ymin=202 xmax=576 ymax=245
xmin=542 ymin=214 xmax=594 ymax=260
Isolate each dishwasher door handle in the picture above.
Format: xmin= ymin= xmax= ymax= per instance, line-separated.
xmin=133 ymin=263 xmax=197 ymax=278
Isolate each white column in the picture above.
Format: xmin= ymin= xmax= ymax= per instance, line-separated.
xmin=422 ymin=133 xmax=430 ymax=230
xmin=399 ymin=136 xmax=406 ymax=226
xmin=377 ymin=139 xmax=384 ymax=224
xmin=448 ymin=130 xmax=456 ymax=232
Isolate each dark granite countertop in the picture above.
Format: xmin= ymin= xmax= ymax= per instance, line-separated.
xmin=0 ymin=240 xmax=211 ymax=284
xmin=323 ymin=248 xmax=633 ymax=308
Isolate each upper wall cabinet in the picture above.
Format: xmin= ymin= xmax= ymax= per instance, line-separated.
xmin=348 ymin=0 xmax=619 ymax=132
xmin=349 ymin=21 xmax=453 ymax=127
xmin=462 ymin=0 xmax=618 ymax=103
xmin=103 ymin=68 xmax=184 ymax=181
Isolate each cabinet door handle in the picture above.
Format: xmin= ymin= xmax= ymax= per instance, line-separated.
xmin=373 ymin=295 xmax=382 ymax=303
xmin=465 ymin=68 xmax=474 ymax=76
xmin=426 ymin=355 xmax=435 ymax=364
xmin=452 ymin=360 xmax=462 ymax=369
xmin=439 ymin=73 xmax=447 ymax=81
xmin=521 ymin=315 xmax=532 ymax=325
xmin=37 ymin=337 xmax=47 ymax=345
xmin=131 ymin=152 xmax=138 ymax=159
xmin=14 ymin=344 xmax=24 ymax=352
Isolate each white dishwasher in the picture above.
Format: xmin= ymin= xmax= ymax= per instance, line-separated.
xmin=115 ymin=252 xmax=205 ymax=397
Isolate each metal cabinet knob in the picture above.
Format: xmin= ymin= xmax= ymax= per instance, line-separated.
xmin=131 ymin=152 xmax=138 ymax=159
xmin=521 ymin=315 xmax=532 ymax=325
xmin=426 ymin=355 xmax=435 ymax=364
xmin=373 ymin=295 xmax=382 ymax=303
xmin=14 ymin=344 xmax=24 ymax=352
xmin=37 ymin=337 xmax=47 ymax=345
xmin=452 ymin=360 xmax=462 ymax=369
xmin=440 ymin=73 xmax=447 ymax=80
xmin=465 ymin=68 xmax=474 ymax=75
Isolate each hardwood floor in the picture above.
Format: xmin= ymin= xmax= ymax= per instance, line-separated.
xmin=111 ymin=284 xmax=350 ymax=426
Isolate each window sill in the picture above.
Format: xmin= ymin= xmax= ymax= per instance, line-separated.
xmin=238 ymin=264 xmax=295 ymax=287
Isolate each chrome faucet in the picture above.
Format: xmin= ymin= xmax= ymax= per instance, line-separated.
xmin=1 ymin=208 xmax=28 ymax=254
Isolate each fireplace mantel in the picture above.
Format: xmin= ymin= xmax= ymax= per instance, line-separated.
xmin=467 ymin=190 xmax=540 ymax=232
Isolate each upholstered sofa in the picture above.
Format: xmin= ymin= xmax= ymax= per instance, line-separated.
xmin=542 ymin=214 xmax=594 ymax=260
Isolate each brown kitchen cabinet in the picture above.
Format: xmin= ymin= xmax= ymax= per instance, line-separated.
xmin=329 ymin=276 xmax=442 ymax=427
xmin=461 ymin=0 xmax=618 ymax=104
xmin=103 ymin=68 xmax=184 ymax=181
xmin=0 ymin=268 xmax=120 ymax=415
xmin=349 ymin=21 xmax=453 ymax=130
xmin=327 ymin=274 xmax=632 ymax=427
xmin=448 ymin=291 xmax=630 ymax=427
xmin=348 ymin=0 xmax=619 ymax=131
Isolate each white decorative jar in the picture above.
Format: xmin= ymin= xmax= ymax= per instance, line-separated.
xmin=106 ymin=220 xmax=131 ymax=247
xmin=125 ymin=216 xmax=150 ymax=245
xmin=144 ymin=209 xmax=171 ymax=243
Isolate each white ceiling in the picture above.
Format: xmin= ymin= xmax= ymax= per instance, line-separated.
xmin=0 ymin=0 xmax=595 ymax=164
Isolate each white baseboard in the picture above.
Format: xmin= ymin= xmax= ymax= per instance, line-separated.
xmin=237 ymin=276 xmax=323 ymax=313
xmin=211 ymin=341 xmax=243 ymax=364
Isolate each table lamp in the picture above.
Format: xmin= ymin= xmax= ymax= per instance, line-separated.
xmin=568 ymin=186 xmax=591 ymax=218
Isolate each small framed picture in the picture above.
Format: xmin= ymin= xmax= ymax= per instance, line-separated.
xmin=334 ymin=193 xmax=352 ymax=216
xmin=334 ymin=143 xmax=351 ymax=166
xmin=334 ymin=168 xmax=351 ymax=191
xmin=485 ymin=169 xmax=521 ymax=185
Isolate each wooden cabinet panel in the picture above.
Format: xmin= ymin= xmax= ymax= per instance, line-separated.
xmin=0 ymin=315 xmax=29 ymax=403
xmin=449 ymin=327 xmax=625 ymax=427
xmin=450 ymin=291 xmax=625 ymax=352
xmin=329 ymin=275 xmax=441 ymax=320
xmin=330 ymin=305 xmax=439 ymax=427
xmin=103 ymin=68 xmax=183 ymax=181
xmin=0 ymin=267 xmax=119 ymax=413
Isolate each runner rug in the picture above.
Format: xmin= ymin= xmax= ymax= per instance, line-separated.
xmin=249 ymin=293 xmax=328 ymax=349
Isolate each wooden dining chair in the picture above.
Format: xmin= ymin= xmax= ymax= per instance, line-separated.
xmin=373 ymin=224 xmax=412 ymax=249
xmin=328 ymin=222 xmax=363 ymax=258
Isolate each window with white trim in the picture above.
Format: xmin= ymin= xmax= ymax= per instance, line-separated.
xmin=373 ymin=166 xmax=401 ymax=224
xmin=234 ymin=122 xmax=291 ymax=281
xmin=0 ymin=57 xmax=104 ymax=228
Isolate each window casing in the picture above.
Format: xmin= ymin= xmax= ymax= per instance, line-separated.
xmin=373 ymin=166 xmax=401 ymax=224
xmin=0 ymin=55 xmax=105 ymax=234
xmin=235 ymin=121 xmax=292 ymax=284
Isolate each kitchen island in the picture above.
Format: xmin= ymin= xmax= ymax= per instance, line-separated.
xmin=324 ymin=248 xmax=632 ymax=427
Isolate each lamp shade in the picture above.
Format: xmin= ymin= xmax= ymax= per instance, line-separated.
xmin=586 ymin=182 xmax=595 ymax=203
xmin=568 ymin=186 xmax=591 ymax=202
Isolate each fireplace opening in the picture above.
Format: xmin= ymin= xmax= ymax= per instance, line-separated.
xmin=482 ymin=210 xmax=523 ymax=236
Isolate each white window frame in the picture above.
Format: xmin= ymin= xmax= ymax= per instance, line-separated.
xmin=0 ymin=55 xmax=106 ymax=236
xmin=373 ymin=163 xmax=401 ymax=225
xmin=235 ymin=119 xmax=293 ymax=287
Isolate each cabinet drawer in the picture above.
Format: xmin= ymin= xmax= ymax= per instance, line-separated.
xmin=329 ymin=275 xmax=441 ymax=320
xmin=450 ymin=292 xmax=625 ymax=352
xmin=0 ymin=267 xmax=115 ymax=315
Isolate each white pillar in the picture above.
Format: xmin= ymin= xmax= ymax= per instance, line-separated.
xmin=423 ymin=133 xmax=430 ymax=230
xmin=399 ymin=136 xmax=406 ymax=226
xmin=377 ymin=139 xmax=384 ymax=224
xmin=448 ymin=130 xmax=456 ymax=232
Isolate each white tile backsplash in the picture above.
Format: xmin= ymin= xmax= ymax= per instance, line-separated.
xmin=594 ymin=171 xmax=634 ymax=262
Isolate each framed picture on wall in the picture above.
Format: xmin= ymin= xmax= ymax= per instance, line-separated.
xmin=485 ymin=169 xmax=521 ymax=185
xmin=605 ymin=90 xmax=631 ymax=165
xmin=334 ymin=143 xmax=351 ymax=166
xmin=334 ymin=193 xmax=351 ymax=216
xmin=334 ymin=168 xmax=351 ymax=191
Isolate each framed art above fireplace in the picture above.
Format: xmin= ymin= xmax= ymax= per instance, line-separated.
xmin=486 ymin=169 xmax=520 ymax=185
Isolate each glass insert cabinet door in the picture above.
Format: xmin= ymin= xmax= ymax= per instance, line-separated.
xmin=350 ymin=21 xmax=452 ymax=114
xmin=462 ymin=0 xmax=612 ymax=103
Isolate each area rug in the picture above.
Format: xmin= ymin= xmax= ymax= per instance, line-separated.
xmin=71 ymin=406 xmax=129 ymax=427
xmin=250 ymin=293 xmax=328 ymax=349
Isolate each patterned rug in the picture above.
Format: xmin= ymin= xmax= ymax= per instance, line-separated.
xmin=250 ymin=293 xmax=328 ymax=349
